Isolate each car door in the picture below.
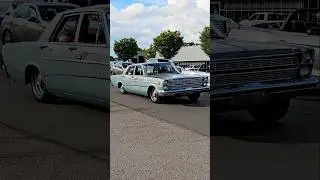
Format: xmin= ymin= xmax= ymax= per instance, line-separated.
xmin=39 ymin=13 xmax=83 ymax=97
xmin=123 ymin=66 xmax=135 ymax=93
xmin=131 ymin=65 xmax=146 ymax=95
xmin=71 ymin=12 xmax=109 ymax=102
xmin=24 ymin=5 xmax=44 ymax=41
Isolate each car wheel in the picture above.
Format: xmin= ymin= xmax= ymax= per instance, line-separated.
xmin=248 ymin=98 xmax=290 ymax=126
xmin=30 ymin=71 xmax=53 ymax=103
xmin=188 ymin=92 xmax=200 ymax=102
xmin=149 ymin=87 xmax=161 ymax=103
xmin=3 ymin=30 xmax=12 ymax=45
xmin=119 ymin=83 xmax=127 ymax=94
xmin=1 ymin=64 xmax=9 ymax=78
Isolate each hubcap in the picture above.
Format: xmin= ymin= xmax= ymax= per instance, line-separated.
xmin=32 ymin=73 xmax=45 ymax=98
xmin=151 ymin=89 xmax=157 ymax=102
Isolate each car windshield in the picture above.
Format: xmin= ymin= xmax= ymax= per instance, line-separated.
xmin=38 ymin=5 xmax=77 ymax=22
xmin=144 ymin=63 xmax=179 ymax=75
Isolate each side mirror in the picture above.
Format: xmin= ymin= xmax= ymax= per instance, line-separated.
xmin=28 ymin=16 xmax=38 ymax=23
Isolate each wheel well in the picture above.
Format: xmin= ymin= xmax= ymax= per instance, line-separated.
xmin=147 ymin=86 xmax=155 ymax=97
xmin=25 ymin=65 xmax=39 ymax=85
xmin=117 ymin=82 xmax=122 ymax=88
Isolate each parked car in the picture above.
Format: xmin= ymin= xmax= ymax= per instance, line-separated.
xmin=147 ymin=58 xmax=171 ymax=63
xmin=110 ymin=62 xmax=209 ymax=103
xmin=239 ymin=12 xmax=287 ymax=28
xmin=111 ymin=61 xmax=133 ymax=75
xmin=175 ymin=65 xmax=210 ymax=87
xmin=0 ymin=2 xmax=79 ymax=46
xmin=212 ymin=15 xmax=319 ymax=125
xmin=2 ymin=5 xmax=109 ymax=108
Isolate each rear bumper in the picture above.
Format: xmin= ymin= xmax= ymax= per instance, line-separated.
xmin=157 ymin=87 xmax=209 ymax=97
xmin=211 ymin=76 xmax=319 ymax=110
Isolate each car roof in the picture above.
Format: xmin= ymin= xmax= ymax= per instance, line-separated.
xmin=60 ymin=4 xmax=109 ymax=14
xmin=23 ymin=2 xmax=79 ymax=7
xmin=130 ymin=62 xmax=171 ymax=66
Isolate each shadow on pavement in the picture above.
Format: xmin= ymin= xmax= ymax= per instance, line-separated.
xmin=211 ymin=111 xmax=320 ymax=144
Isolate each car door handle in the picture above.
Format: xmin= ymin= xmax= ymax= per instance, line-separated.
xmin=68 ymin=47 xmax=78 ymax=51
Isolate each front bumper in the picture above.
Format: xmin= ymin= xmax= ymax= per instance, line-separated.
xmin=211 ymin=76 xmax=319 ymax=108
xmin=157 ymin=87 xmax=210 ymax=97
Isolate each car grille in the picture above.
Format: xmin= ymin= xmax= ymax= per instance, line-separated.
xmin=211 ymin=53 xmax=300 ymax=88
xmin=168 ymin=77 xmax=205 ymax=89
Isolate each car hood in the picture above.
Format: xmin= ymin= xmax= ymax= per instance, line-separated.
xmin=148 ymin=73 xmax=202 ymax=80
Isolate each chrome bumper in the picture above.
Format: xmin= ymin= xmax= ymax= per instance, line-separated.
xmin=211 ymin=76 xmax=319 ymax=108
xmin=157 ymin=87 xmax=210 ymax=97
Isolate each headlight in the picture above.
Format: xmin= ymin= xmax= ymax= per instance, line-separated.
xmin=202 ymin=77 xmax=208 ymax=86
xmin=163 ymin=80 xmax=168 ymax=87
xmin=300 ymin=49 xmax=314 ymax=77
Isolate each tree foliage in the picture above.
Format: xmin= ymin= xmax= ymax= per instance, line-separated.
xmin=153 ymin=30 xmax=184 ymax=59
xmin=113 ymin=38 xmax=140 ymax=60
xmin=199 ymin=26 xmax=212 ymax=56
xmin=144 ymin=44 xmax=156 ymax=59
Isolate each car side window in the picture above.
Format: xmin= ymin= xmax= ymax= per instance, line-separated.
xmin=134 ymin=66 xmax=143 ymax=76
xmin=78 ymin=14 xmax=106 ymax=44
xmin=126 ymin=66 xmax=135 ymax=75
xmin=257 ymin=14 xmax=264 ymax=20
xmin=52 ymin=15 xmax=80 ymax=43
xmin=249 ymin=14 xmax=257 ymax=21
xmin=13 ymin=5 xmax=28 ymax=19
xmin=27 ymin=6 xmax=38 ymax=19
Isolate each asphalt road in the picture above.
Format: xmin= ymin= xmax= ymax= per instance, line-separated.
xmin=110 ymin=86 xmax=210 ymax=135
xmin=0 ymin=73 xmax=108 ymax=160
xmin=111 ymin=85 xmax=320 ymax=179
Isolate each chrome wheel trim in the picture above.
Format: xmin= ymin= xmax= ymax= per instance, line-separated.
xmin=120 ymin=84 xmax=125 ymax=93
xmin=150 ymin=89 xmax=157 ymax=102
xmin=3 ymin=31 xmax=11 ymax=44
xmin=32 ymin=73 xmax=45 ymax=99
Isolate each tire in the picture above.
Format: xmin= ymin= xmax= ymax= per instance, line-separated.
xmin=188 ymin=92 xmax=201 ymax=102
xmin=119 ymin=83 xmax=126 ymax=94
xmin=149 ymin=87 xmax=161 ymax=103
xmin=248 ymin=98 xmax=290 ymax=126
xmin=30 ymin=71 xmax=53 ymax=103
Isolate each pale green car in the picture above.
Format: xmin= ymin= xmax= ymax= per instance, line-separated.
xmin=111 ymin=62 xmax=209 ymax=103
xmin=2 ymin=5 xmax=110 ymax=108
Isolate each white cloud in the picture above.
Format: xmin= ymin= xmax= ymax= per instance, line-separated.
xmin=110 ymin=0 xmax=209 ymax=57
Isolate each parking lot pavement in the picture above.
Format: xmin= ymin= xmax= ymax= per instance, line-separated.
xmin=110 ymin=87 xmax=210 ymax=136
xmin=110 ymin=102 xmax=210 ymax=179
xmin=0 ymin=123 xmax=108 ymax=179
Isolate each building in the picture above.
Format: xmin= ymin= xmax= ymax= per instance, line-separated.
xmin=156 ymin=45 xmax=209 ymax=68
xmin=213 ymin=0 xmax=320 ymax=20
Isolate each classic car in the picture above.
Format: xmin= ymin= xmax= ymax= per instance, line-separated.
xmin=110 ymin=61 xmax=133 ymax=75
xmin=110 ymin=62 xmax=209 ymax=103
xmin=212 ymin=15 xmax=319 ymax=125
xmin=239 ymin=12 xmax=287 ymax=28
xmin=2 ymin=5 xmax=109 ymax=108
xmin=0 ymin=2 xmax=78 ymax=46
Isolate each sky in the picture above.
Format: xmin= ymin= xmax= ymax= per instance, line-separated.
xmin=110 ymin=0 xmax=210 ymax=57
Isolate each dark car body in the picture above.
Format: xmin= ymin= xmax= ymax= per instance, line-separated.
xmin=0 ymin=2 xmax=78 ymax=45
xmin=211 ymin=16 xmax=319 ymax=124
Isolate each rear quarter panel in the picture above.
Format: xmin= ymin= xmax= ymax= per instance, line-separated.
xmin=2 ymin=42 xmax=41 ymax=84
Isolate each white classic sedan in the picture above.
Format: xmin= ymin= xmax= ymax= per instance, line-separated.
xmin=111 ymin=62 xmax=209 ymax=103
xmin=2 ymin=5 xmax=110 ymax=108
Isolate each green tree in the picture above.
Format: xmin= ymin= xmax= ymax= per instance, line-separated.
xmin=113 ymin=38 xmax=140 ymax=60
xmin=153 ymin=30 xmax=184 ymax=59
xmin=144 ymin=44 xmax=156 ymax=59
xmin=199 ymin=26 xmax=212 ymax=56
